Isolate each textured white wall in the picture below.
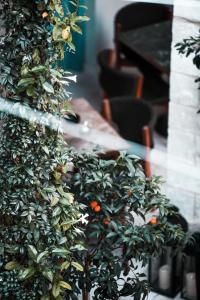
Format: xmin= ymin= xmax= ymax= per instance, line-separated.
xmin=84 ymin=0 xmax=132 ymax=68
xmin=95 ymin=0 xmax=132 ymax=51
xmin=167 ymin=0 xmax=200 ymax=227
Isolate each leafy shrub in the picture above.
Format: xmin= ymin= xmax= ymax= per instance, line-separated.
xmin=67 ymin=150 xmax=186 ymax=300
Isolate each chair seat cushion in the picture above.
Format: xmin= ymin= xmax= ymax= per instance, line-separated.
xmin=110 ymin=97 xmax=153 ymax=146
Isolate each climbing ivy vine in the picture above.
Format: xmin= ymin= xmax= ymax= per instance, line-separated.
xmin=0 ymin=1 xmax=88 ymax=299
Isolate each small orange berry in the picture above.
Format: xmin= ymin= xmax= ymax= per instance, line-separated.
xmin=42 ymin=12 xmax=48 ymax=18
xmin=90 ymin=201 xmax=98 ymax=210
xmin=94 ymin=205 xmax=101 ymax=213
xmin=150 ymin=216 xmax=157 ymax=225
xmin=58 ymin=258 xmax=65 ymax=264
xmin=35 ymin=192 xmax=40 ymax=200
xmin=14 ymin=156 xmax=20 ymax=164
xmin=103 ymin=219 xmax=110 ymax=225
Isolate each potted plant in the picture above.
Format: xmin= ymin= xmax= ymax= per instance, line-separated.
xmin=67 ymin=150 xmax=187 ymax=300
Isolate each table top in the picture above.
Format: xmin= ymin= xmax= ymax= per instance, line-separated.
xmin=119 ymin=21 xmax=172 ymax=74
xmin=64 ymin=98 xmax=129 ymax=151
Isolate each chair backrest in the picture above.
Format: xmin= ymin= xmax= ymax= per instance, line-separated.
xmin=108 ymin=97 xmax=153 ymax=146
xmin=102 ymin=97 xmax=153 ymax=177
xmin=115 ymin=2 xmax=171 ymax=32
xmin=98 ymin=49 xmax=143 ymax=98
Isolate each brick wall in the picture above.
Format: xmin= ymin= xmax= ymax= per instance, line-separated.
xmin=167 ymin=0 xmax=200 ymax=228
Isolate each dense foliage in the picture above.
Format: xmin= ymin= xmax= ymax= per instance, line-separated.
xmin=67 ymin=151 xmax=186 ymax=300
xmin=0 ymin=0 xmax=88 ymax=299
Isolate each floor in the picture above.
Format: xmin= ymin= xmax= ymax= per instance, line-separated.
xmin=70 ymin=67 xmax=102 ymax=111
xmin=144 ymin=293 xmax=182 ymax=300
xmin=78 ymin=291 xmax=182 ymax=299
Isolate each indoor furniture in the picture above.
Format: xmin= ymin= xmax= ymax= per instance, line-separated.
xmin=97 ymin=49 xmax=144 ymax=98
xmin=118 ymin=21 xmax=172 ymax=77
xmin=115 ymin=2 xmax=172 ymax=69
xmin=102 ymin=97 xmax=153 ymax=177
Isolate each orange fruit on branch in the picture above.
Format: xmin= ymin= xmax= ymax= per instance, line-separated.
xmin=42 ymin=12 xmax=48 ymax=18
xmin=90 ymin=200 xmax=98 ymax=210
xmin=103 ymin=218 xmax=110 ymax=226
xmin=94 ymin=205 xmax=101 ymax=213
xmin=150 ymin=216 xmax=158 ymax=225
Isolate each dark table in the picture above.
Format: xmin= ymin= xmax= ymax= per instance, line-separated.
xmin=119 ymin=21 xmax=172 ymax=76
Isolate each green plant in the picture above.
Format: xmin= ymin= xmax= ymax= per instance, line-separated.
xmin=176 ymin=31 xmax=200 ymax=112
xmin=67 ymin=151 xmax=187 ymax=300
xmin=0 ymin=0 xmax=88 ymax=299
xmin=176 ymin=31 xmax=200 ymax=81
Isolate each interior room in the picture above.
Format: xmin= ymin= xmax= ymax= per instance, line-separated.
xmin=0 ymin=0 xmax=200 ymax=299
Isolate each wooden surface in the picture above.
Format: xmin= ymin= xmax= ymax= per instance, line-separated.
xmin=64 ymin=98 xmax=128 ymax=151
xmin=119 ymin=21 xmax=172 ymax=75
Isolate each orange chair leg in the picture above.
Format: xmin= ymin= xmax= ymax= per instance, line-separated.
xmin=142 ymin=126 xmax=151 ymax=178
xmin=136 ymin=74 xmax=144 ymax=99
xmin=101 ymin=98 xmax=112 ymax=124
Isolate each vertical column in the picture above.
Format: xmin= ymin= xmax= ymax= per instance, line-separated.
xmin=167 ymin=0 xmax=200 ymax=226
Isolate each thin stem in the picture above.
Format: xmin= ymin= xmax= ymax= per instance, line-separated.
xmin=76 ymin=0 xmax=80 ymax=14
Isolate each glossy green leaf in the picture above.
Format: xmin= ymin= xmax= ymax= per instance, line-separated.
xmin=42 ymin=270 xmax=54 ymax=282
xmin=28 ymin=245 xmax=38 ymax=261
xmin=61 ymin=261 xmax=70 ymax=271
xmin=59 ymin=281 xmax=72 ymax=290
xmin=52 ymin=281 xmax=61 ymax=298
xmin=5 ymin=261 xmax=19 ymax=271
xmin=37 ymin=250 xmax=48 ymax=263
xmin=18 ymin=267 xmax=36 ymax=280
xmin=42 ymin=81 xmax=54 ymax=94
xmin=71 ymin=261 xmax=84 ymax=272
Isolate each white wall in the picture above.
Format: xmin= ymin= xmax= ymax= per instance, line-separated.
xmin=85 ymin=0 xmax=132 ymax=68
xmin=167 ymin=0 xmax=200 ymax=228
xmin=95 ymin=0 xmax=132 ymax=52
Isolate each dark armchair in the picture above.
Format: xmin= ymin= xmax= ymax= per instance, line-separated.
xmin=102 ymin=96 xmax=154 ymax=177
xmin=97 ymin=49 xmax=144 ymax=99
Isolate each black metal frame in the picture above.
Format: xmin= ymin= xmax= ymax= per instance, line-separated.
xmin=148 ymin=248 xmax=182 ymax=298
xmin=181 ymin=253 xmax=200 ymax=300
